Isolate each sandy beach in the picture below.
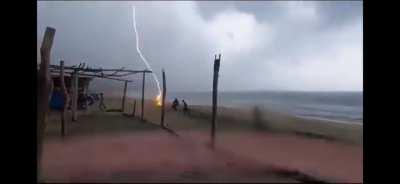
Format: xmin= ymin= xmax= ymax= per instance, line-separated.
xmin=40 ymin=97 xmax=363 ymax=183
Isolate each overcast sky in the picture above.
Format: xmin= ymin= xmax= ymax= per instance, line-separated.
xmin=37 ymin=1 xmax=362 ymax=96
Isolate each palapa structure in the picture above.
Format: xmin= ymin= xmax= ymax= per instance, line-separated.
xmin=48 ymin=62 xmax=152 ymax=119
xmin=37 ymin=27 xmax=155 ymax=165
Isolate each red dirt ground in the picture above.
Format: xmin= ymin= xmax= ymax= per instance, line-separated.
xmin=40 ymin=131 xmax=362 ymax=183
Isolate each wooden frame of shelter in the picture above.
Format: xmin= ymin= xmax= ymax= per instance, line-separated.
xmin=37 ymin=26 xmax=157 ymax=169
xmin=48 ymin=63 xmax=152 ymax=121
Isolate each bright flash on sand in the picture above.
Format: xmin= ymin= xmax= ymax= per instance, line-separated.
xmin=156 ymin=93 xmax=162 ymax=107
xmin=133 ymin=6 xmax=163 ymax=107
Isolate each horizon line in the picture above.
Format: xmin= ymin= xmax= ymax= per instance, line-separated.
xmin=168 ymin=89 xmax=363 ymax=93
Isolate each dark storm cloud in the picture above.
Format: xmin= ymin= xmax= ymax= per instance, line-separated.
xmin=195 ymin=1 xmax=362 ymax=26
xmin=37 ymin=1 xmax=362 ymax=94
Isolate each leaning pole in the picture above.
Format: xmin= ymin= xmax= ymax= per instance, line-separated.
xmin=211 ymin=54 xmax=221 ymax=149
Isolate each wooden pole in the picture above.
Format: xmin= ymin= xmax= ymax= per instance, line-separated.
xmin=141 ymin=71 xmax=146 ymax=121
xmin=38 ymin=27 xmax=56 ymax=168
xmin=211 ymin=54 xmax=221 ymax=149
xmin=60 ymin=60 xmax=69 ymax=137
xmin=161 ymin=69 xmax=166 ymax=127
xmin=122 ymin=81 xmax=128 ymax=112
xmin=132 ymin=99 xmax=136 ymax=117
xmin=83 ymin=81 xmax=89 ymax=111
xmin=71 ymin=69 xmax=78 ymax=121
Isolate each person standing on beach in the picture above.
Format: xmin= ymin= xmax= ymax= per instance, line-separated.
xmin=99 ymin=93 xmax=107 ymax=111
xmin=172 ymin=98 xmax=179 ymax=111
xmin=182 ymin=100 xmax=189 ymax=115
xmin=78 ymin=93 xmax=88 ymax=110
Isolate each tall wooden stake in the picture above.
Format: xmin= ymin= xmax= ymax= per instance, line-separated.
xmin=122 ymin=81 xmax=128 ymax=112
xmin=211 ymin=54 xmax=221 ymax=149
xmin=38 ymin=27 xmax=56 ymax=169
xmin=132 ymin=99 xmax=136 ymax=117
xmin=71 ymin=69 xmax=78 ymax=121
xmin=83 ymin=81 xmax=89 ymax=111
xmin=60 ymin=60 xmax=69 ymax=137
xmin=141 ymin=71 xmax=146 ymax=121
xmin=161 ymin=69 xmax=166 ymax=127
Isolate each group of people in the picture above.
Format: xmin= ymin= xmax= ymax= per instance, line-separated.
xmin=171 ymin=98 xmax=189 ymax=115
xmin=76 ymin=93 xmax=105 ymax=110
xmin=72 ymin=92 xmax=106 ymax=111
xmin=50 ymin=87 xmax=106 ymax=111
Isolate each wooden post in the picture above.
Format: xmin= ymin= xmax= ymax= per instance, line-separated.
xmin=211 ymin=54 xmax=221 ymax=149
xmin=141 ymin=71 xmax=146 ymax=121
xmin=132 ymin=99 xmax=136 ymax=117
xmin=71 ymin=69 xmax=78 ymax=121
xmin=83 ymin=81 xmax=89 ymax=111
xmin=121 ymin=81 xmax=128 ymax=112
xmin=161 ymin=69 xmax=166 ymax=127
xmin=38 ymin=27 xmax=56 ymax=167
xmin=60 ymin=60 xmax=69 ymax=137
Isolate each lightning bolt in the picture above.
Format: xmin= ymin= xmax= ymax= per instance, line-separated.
xmin=132 ymin=6 xmax=162 ymax=100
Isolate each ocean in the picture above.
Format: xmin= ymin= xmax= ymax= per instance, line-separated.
xmin=168 ymin=91 xmax=363 ymax=124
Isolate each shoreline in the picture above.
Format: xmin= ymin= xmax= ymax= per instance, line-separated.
xmin=112 ymin=91 xmax=363 ymax=124
xmin=186 ymin=104 xmax=363 ymax=145
xmin=296 ymin=115 xmax=362 ymax=125
xmin=167 ymin=90 xmax=362 ymax=123
xmin=198 ymin=103 xmax=363 ymax=125
xmin=102 ymin=97 xmax=362 ymax=144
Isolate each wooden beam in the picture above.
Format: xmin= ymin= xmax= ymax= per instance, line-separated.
xmin=49 ymin=64 xmax=152 ymax=74
xmin=38 ymin=27 xmax=56 ymax=167
xmin=141 ymin=71 xmax=146 ymax=121
xmin=82 ymin=68 xmax=152 ymax=73
xmin=50 ymin=71 xmax=133 ymax=83
xmin=211 ymin=54 xmax=221 ymax=149
xmin=60 ymin=60 xmax=69 ymax=137
xmin=71 ymin=69 xmax=78 ymax=121
xmin=161 ymin=69 xmax=166 ymax=127
xmin=122 ymin=81 xmax=128 ymax=112
xmin=97 ymin=69 xmax=152 ymax=73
